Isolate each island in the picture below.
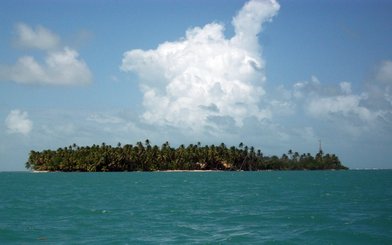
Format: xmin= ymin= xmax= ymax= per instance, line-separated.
xmin=25 ymin=140 xmax=348 ymax=172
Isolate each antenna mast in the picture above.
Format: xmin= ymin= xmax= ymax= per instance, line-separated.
xmin=319 ymin=140 xmax=323 ymax=153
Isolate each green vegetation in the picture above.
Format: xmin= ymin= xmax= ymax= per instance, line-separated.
xmin=26 ymin=140 xmax=348 ymax=172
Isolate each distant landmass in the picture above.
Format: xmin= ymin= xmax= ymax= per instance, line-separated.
xmin=26 ymin=140 xmax=348 ymax=172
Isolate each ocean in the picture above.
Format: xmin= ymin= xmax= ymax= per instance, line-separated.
xmin=0 ymin=170 xmax=391 ymax=244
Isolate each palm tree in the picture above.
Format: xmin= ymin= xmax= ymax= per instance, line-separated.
xmin=25 ymin=140 xmax=347 ymax=171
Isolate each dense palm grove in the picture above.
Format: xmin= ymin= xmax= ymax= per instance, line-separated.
xmin=26 ymin=140 xmax=347 ymax=172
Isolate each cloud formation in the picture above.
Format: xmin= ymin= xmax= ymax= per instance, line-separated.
xmin=0 ymin=23 xmax=92 ymax=86
xmin=15 ymin=23 xmax=60 ymax=50
xmin=0 ymin=47 xmax=92 ymax=85
xmin=5 ymin=110 xmax=33 ymax=135
xmin=307 ymin=93 xmax=374 ymax=122
xmin=376 ymin=60 xmax=392 ymax=83
xmin=288 ymin=77 xmax=378 ymax=123
xmin=121 ymin=0 xmax=280 ymax=130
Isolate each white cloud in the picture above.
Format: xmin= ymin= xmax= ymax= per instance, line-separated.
xmin=360 ymin=60 xmax=392 ymax=112
xmin=340 ymin=81 xmax=352 ymax=94
xmin=5 ymin=110 xmax=33 ymax=135
xmin=15 ymin=23 xmax=60 ymax=50
xmin=307 ymin=94 xmax=374 ymax=122
xmin=232 ymin=0 xmax=280 ymax=52
xmin=376 ymin=60 xmax=392 ymax=107
xmin=0 ymin=47 xmax=92 ymax=85
xmin=87 ymin=113 xmax=125 ymax=124
xmin=0 ymin=23 xmax=92 ymax=86
xmin=121 ymin=0 xmax=279 ymax=131
xmin=376 ymin=60 xmax=392 ymax=83
xmin=385 ymin=87 xmax=392 ymax=106
xmin=292 ymin=75 xmax=321 ymax=99
xmin=289 ymin=77 xmax=377 ymax=122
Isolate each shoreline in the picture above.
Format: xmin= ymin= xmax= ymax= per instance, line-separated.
xmin=28 ymin=169 xmax=351 ymax=173
xmin=156 ymin=170 xmax=224 ymax=172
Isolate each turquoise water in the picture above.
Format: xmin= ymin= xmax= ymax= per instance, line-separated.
xmin=0 ymin=171 xmax=391 ymax=244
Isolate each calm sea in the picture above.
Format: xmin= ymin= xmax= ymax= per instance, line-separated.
xmin=0 ymin=170 xmax=391 ymax=244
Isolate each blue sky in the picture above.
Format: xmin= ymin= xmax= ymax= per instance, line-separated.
xmin=1 ymin=0 xmax=391 ymax=171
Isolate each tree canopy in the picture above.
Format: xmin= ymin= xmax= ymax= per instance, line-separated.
xmin=26 ymin=140 xmax=348 ymax=172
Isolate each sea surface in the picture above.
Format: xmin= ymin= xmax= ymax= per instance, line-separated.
xmin=0 ymin=170 xmax=391 ymax=244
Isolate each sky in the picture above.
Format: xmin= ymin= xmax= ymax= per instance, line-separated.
xmin=1 ymin=0 xmax=391 ymax=171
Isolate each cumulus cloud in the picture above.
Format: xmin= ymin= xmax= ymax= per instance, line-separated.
xmin=339 ymin=81 xmax=352 ymax=94
xmin=376 ymin=60 xmax=392 ymax=83
xmin=15 ymin=23 xmax=60 ymax=50
xmin=121 ymin=0 xmax=279 ymax=130
xmin=376 ymin=60 xmax=392 ymax=106
xmin=232 ymin=0 xmax=280 ymax=51
xmin=5 ymin=110 xmax=33 ymax=135
xmin=290 ymin=77 xmax=375 ymax=122
xmin=307 ymin=94 xmax=374 ymax=122
xmin=0 ymin=23 xmax=92 ymax=86
xmin=292 ymin=75 xmax=321 ymax=99
xmin=0 ymin=47 xmax=92 ymax=85
xmin=360 ymin=60 xmax=392 ymax=124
